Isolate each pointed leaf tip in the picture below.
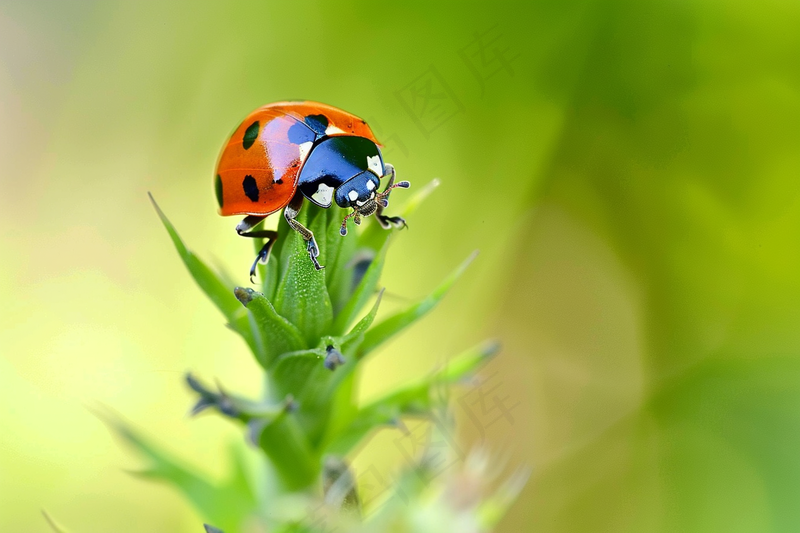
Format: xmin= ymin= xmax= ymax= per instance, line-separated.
xmin=204 ymin=525 xmax=225 ymax=533
xmin=234 ymin=286 xmax=256 ymax=306
xmin=42 ymin=510 xmax=68 ymax=533
xmin=185 ymin=372 xmax=204 ymax=394
xmin=332 ymin=238 xmax=390 ymax=335
xmin=340 ymin=288 xmax=384 ymax=355
xmin=359 ymin=251 xmax=479 ymax=356
xmin=148 ymin=193 xmax=250 ymax=331
xmin=235 ymin=289 xmax=307 ymax=367
xmin=480 ymin=340 xmax=501 ymax=359
xmin=322 ymin=340 xmax=493 ymax=455
xmin=400 ymin=177 xmax=441 ymax=217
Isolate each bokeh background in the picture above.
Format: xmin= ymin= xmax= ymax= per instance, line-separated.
xmin=2 ymin=0 xmax=800 ymax=531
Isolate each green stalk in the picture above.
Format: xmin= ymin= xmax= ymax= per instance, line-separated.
xmin=102 ymin=188 xmax=524 ymax=533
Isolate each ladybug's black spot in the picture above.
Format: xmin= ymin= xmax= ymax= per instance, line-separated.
xmin=242 ymin=175 xmax=259 ymax=202
xmin=287 ymin=121 xmax=315 ymax=144
xmin=274 ymin=178 xmax=283 ymax=185
xmin=243 ymin=121 xmax=260 ymax=150
xmin=304 ymin=114 xmax=329 ymax=136
xmin=214 ymin=175 xmax=224 ymax=207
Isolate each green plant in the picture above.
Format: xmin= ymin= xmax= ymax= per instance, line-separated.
xmin=106 ymin=183 xmax=523 ymax=532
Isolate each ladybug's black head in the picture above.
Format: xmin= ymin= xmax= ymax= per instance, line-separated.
xmin=334 ymin=171 xmax=381 ymax=212
xmin=338 ymin=167 xmax=410 ymax=236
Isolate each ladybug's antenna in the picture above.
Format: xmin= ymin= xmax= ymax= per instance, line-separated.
xmin=376 ymin=180 xmax=411 ymax=203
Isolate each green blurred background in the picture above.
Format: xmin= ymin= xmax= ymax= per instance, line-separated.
xmin=2 ymin=0 xmax=800 ymax=531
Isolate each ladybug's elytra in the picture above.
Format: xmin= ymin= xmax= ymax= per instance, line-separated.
xmin=215 ymin=101 xmax=409 ymax=280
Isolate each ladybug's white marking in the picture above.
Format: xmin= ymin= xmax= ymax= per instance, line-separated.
xmin=326 ymin=125 xmax=346 ymax=136
xmin=366 ymin=180 xmax=376 ymax=191
xmin=367 ymin=155 xmax=382 ymax=176
xmin=298 ymin=141 xmax=314 ymax=161
xmin=348 ymin=190 xmax=359 ymax=202
xmin=312 ymin=183 xmax=334 ymax=206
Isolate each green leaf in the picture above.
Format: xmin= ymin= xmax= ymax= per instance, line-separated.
xmin=270 ymin=348 xmax=323 ymax=396
xmin=325 ymin=206 xmax=360 ymax=315
xmin=399 ymin=178 xmax=440 ymax=217
xmin=99 ymin=410 xmax=256 ymax=531
xmin=331 ymin=178 xmax=439 ymax=323
xmin=331 ymin=238 xmax=390 ymax=336
xmin=273 ymin=206 xmax=334 ymax=344
xmin=234 ymin=287 xmax=307 ymax=368
xmin=42 ymin=511 xmax=69 ymax=533
xmin=269 ymin=347 xmax=336 ymax=445
xmin=149 ymin=194 xmax=258 ymax=353
xmin=250 ymin=410 xmax=319 ymax=491
xmin=323 ymin=371 xmax=359 ymax=456
xmin=264 ymin=233 xmax=390 ymax=446
xmin=235 ymin=308 xmax=267 ymax=366
xmin=359 ymin=251 xmax=478 ymax=357
xmin=249 ymin=221 xmax=280 ymax=302
xmin=322 ymin=293 xmax=386 ymax=447
xmin=150 ymin=193 xmax=240 ymax=319
xmin=323 ymin=340 xmax=498 ymax=455
xmin=261 ymin=253 xmax=280 ymax=302
xmin=186 ymin=373 xmax=295 ymax=423
xmin=277 ymin=285 xmax=405 ymax=450
xmin=340 ymin=289 xmax=384 ymax=353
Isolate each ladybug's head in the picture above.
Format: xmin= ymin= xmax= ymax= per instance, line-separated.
xmin=334 ymin=171 xmax=381 ymax=214
xmin=338 ymin=167 xmax=410 ymax=235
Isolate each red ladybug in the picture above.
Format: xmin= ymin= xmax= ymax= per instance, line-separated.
xmin=215 ymin=101 xmax=409 ymax=280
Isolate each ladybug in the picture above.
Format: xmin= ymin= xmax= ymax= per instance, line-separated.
xmin=215 ymin=101 xmax=410 ymax=280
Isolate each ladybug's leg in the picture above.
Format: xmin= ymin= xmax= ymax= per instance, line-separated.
xmin=284 ymin=192 xmax=324 ymax=270
xmin=236 ymin=215 xmax=279 ymax=283
xmin=376 ymin=164 xmax=410 ymax=230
